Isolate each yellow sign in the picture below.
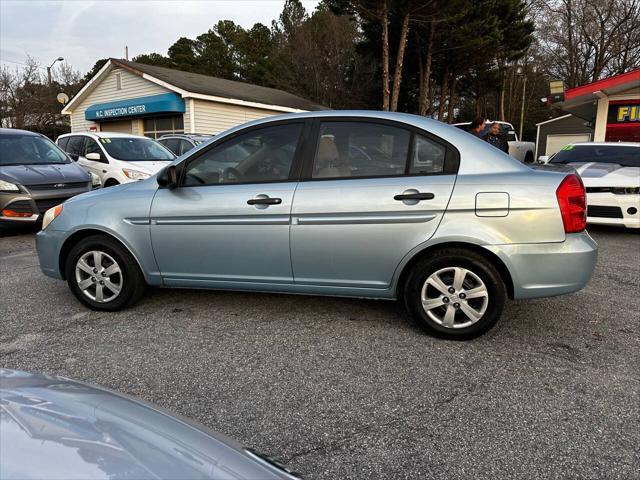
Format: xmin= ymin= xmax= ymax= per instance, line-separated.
xmin=617 ymin=105 xmax=639 ymax=122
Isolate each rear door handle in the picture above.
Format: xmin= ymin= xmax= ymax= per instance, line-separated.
xmin=247 ymin=197 xmax=282 ymax=205
xmin=394 ymin=192 xmax=435 ymax=201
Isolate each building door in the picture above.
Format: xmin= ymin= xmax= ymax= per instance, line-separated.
xmin=100 ymin=120 xmax=132 ymax=134
xmin=546 ymin=134 xmax=591 ymax=156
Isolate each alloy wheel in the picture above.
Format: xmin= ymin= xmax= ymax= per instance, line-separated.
xmin=420 ymin=267 xmax=489 ymax=329
xmin=75 ymin=250 xmax=123 ymax=303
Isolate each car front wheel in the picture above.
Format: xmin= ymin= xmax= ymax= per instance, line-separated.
xmin=403 ymin=249 xmax=506 ymax=339
xmin=65 ymin=234 xmax=146 ymax=311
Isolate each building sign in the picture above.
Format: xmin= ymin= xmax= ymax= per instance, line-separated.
xmin=85 ymin=93 xmax=185 ymax=121
xmin=606 ymin=99 xmax=640 ymax=142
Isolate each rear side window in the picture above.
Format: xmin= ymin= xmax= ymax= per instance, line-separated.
xmin=312 ymin=122 xmax=410 ymax=179
xmin=65 ymin=136 xmax=85 ymax=157
xmin=410 ymin=135 xmax=446 ymax=174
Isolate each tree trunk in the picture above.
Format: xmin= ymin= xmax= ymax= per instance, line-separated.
xmin=498 ymin=61 xmax=506 ymax=121
xmin=447 ymin=74 xmax=457 ymax=123
xmin=390 ymin=12 xmax=410 ymax=112
xmin=437 ymin=69 xmax=448 ymax=120
xmin=381 ymin=0 xmax=390 ymax=111
xmin=418 ymin=23 xmax=435 ymax=116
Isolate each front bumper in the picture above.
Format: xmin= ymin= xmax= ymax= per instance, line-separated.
xmin=586 ymin=193 xmax=640 ymax=229
xmin=1 ymin=186 xmax=90 ymax=223
xmin=36 ymin=227 xmax=67 ymax=279
xmin=487 ymin=231 xmax=598 ymax=300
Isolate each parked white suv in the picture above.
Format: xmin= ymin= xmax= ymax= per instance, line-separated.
xmin=57 ymin=132 xmax=175 ymax=187
xmin=454 ymin=121 xmax=535 ymax=163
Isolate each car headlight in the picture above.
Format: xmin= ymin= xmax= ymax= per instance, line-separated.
xmin=122 ymin=169 xmax=150 ymax=181
xmin=90 ymin=172 xmax=101 ymax=188
xmin=42 ymin=204 xmax=63 ymax=230
xmin=612 ymin=187 xmax=640 ymax=195
xmin=0 ymin=179 xmax=20 ymax=192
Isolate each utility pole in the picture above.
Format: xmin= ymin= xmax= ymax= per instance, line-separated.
xmin=125 ymin=46 xmax=129 ymax=60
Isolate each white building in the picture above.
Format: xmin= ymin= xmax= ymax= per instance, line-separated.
xmin=62 ymin=58 xmax=324 ymax=137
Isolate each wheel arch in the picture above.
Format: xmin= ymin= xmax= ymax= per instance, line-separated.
xmin=58 ymin=228 xmax=149 ymax=283
xmin=395 ymin=241 xmax=515 ymax=300
xmin=103 ymin=177 xmax=120 ymax=187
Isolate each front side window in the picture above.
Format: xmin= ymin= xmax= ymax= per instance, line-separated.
xmin=178 ymin=139 xmax=194 ymax=155
xmin=312 ymin=122 xmax=410 ymax=179
xmin=551 ymin=145 xmax=640 ymax=167
xmin=0 ymin=134 xmax=70 ymax=166
xmin=65 ymin=136 xmax=85 ymax=158
xmin=410 ymin=135 xmax=446 ymax=174
xmin=99 ymin=137 xmax=175 ymax=161
xmin=183 ymin=123 xmax=303 ymax=186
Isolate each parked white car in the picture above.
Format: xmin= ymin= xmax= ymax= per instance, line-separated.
xmin=454 ymin=121 xmax=535 ymax=163
xmin=539 ymin=142 xmax=640 ymax=229
xmin=57 ymin=132 xmax=175 ymax=187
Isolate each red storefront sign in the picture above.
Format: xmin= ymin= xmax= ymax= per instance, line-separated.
xmin=606 ymin=99 xmax=640 ymax=142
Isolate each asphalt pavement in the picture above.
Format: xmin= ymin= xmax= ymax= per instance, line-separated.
xmin=1 ymin=224 xmax=639 ymax=479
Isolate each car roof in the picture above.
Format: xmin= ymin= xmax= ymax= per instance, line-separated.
xmin=453 ymin=120 xmax=514 ymax=126
xmin=567 ymin=142 xmax=640 ymax=147
xmin=0 ymin=128 xmax=43 ymax=137
xmin=58 ymin=131 xmax=148 ymax=140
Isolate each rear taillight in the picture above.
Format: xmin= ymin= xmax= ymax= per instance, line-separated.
xmin=556 ymin=174 xmax=586 ymax=233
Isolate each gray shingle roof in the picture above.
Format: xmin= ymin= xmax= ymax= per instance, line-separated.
xmin=113 ymin=59 xmax=326 ymax=111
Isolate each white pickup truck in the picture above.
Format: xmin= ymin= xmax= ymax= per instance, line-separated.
xmin=453 ymin=121 xmax=535 ymax=163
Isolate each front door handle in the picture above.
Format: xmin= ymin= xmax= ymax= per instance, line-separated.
xmin=247 ymin=196 xmax=282 ymax=205
xmin=394 ymin=192 xmax=435 ymax=201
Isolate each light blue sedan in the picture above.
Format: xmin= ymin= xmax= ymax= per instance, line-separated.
xmin=36 ymin=112 xmax=597 ymax=339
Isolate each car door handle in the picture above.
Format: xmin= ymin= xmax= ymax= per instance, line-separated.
xmin=102 ymin=170 xmax=107 ymax=173
xmin=247 ymin=197 xmax=282 ymax=205
xmin=394 ymin=192 xmax=435 ymax=201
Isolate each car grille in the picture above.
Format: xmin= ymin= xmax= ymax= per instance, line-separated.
xmin=27 ymin=181 xmax=89 ymax=191
xmin=5 ymin=200 xmax=33 ymax=214
xmin=587 ymin=205 xmax=623 ymax=219
xmin=34 ymin=197 xmax=70 ymax=213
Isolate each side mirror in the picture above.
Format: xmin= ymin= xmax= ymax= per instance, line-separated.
xmin=157 ymin=165 xmax=178 ymax=189
xmin=85 ymin=152 xmax=101 ymax=161
xmin=537 ymin=155 xmax=550 ymax=164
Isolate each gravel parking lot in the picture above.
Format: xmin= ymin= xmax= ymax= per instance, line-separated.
xmin=1 ymin=225 xmax=639 ymax=479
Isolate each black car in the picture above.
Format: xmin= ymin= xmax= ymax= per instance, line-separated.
xmin=0 ymin=129 xmax=100 ymax=224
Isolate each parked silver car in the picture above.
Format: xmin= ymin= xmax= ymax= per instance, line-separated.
xmin=36 ymin=112 xmax=597 ymax=338
xmin=0 ymin=369 xmax=300 ymax=479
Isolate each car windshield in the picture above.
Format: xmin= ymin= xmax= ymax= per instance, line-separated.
xmin=99 ymin=137 xmax=175 ymax=161
xmin=550 ymin=145 xmax=640 ymax=167
xmin=0 ymin=134 xmax=70 ymax=166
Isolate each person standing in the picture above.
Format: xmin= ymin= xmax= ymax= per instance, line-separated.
xmin=469 ymin=117 xmax=486 ymax=138
xmin=485 ymin=122 xmax=509 ymax=153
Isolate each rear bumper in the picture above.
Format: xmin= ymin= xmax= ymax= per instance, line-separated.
xmin=487 ymin=232 xmax=598 ymax=300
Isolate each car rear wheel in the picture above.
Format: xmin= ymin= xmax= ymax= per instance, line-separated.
xmin=65 ymin=234 xmax=146 ymax=311
xmin=403 ymin=249 xmax=506 ymax=339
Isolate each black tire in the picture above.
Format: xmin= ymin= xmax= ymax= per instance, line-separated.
xmin=65 ymin=234 xmax=146 ymax=311
xmin=104 ymin=179 xmax=120 ymax=188
xmin=403 ymin=248 xmax=506 ymax=340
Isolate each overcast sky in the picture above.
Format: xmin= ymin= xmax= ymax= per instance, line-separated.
xmin=0 ymin=0 xmax=320 ymax=75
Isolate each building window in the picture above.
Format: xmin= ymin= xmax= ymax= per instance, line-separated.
xmin=115 ymin=73 xmax=122 ymax=90
xmin=143 ymin=116 xmax=184 ymax=139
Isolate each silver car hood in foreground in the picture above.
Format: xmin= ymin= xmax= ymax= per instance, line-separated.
xmin=0 ymin=369 xmax=298 ymax=480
